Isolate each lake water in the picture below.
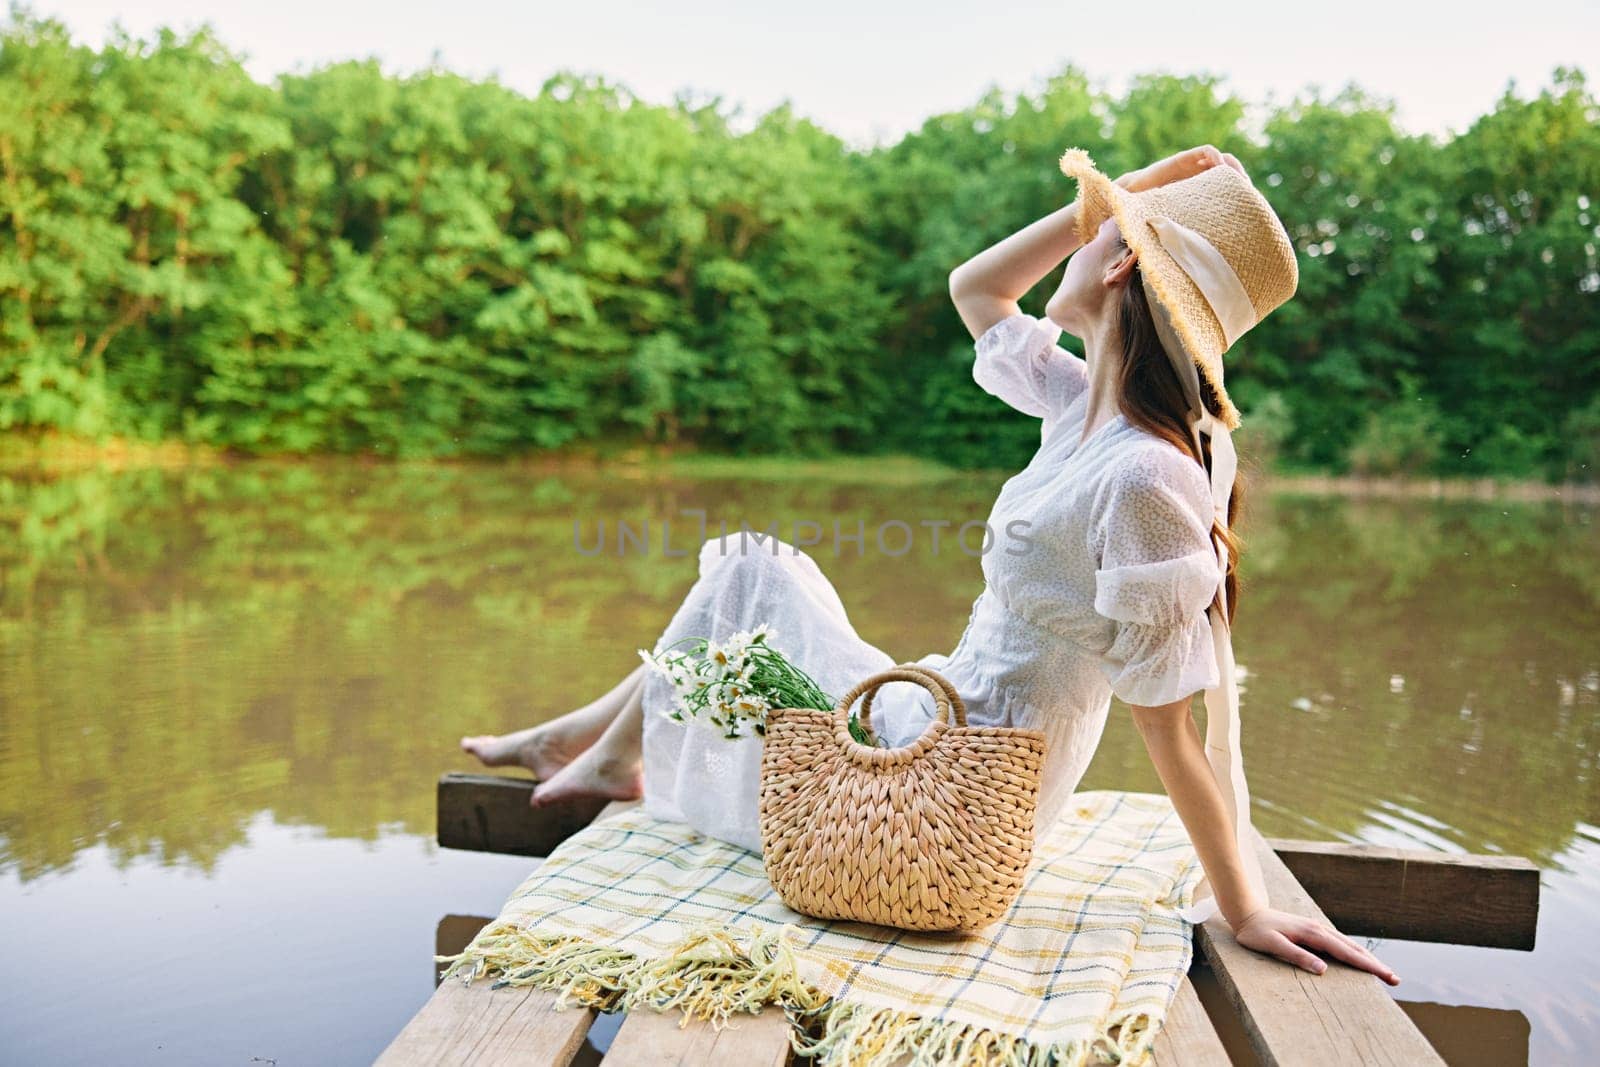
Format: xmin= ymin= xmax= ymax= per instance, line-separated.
xmin=1 ymin=460 xmax=1596 ymax=1065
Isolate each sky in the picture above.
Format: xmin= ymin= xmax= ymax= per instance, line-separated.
xmin=43 ymin=0 xmax=1600 ymax=149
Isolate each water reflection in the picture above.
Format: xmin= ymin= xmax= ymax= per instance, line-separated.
xmin=0 ymin=462 xmax=1596 ymax=1063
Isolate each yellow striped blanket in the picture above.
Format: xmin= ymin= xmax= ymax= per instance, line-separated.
xmin=438 ymin=789 xmax=1206 ymax=1067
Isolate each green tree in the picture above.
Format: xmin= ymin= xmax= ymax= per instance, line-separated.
xmin=0 ymin=10 xmax=1595 ymax=482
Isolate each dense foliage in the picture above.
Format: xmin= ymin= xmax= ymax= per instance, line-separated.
xmin=2 ymin=10 xmax=1597 ymax=478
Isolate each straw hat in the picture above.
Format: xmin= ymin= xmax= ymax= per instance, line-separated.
xmin=1057 ymin=147 xmax=1299 ymax=431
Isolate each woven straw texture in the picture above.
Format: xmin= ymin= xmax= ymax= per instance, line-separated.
xmin=438 ymin=790 xmax=1207 ymax=1066
xmin=1057 ymin=146 xmax=1300 ymax=431
xmin=759 ymin=665 xmax=1047 ymax=932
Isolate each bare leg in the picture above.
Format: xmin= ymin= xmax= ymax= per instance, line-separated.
xmin=528 ymin=671 xmax=646 ymax=808
xmin=460 ymin=662 xmax=646 ymax=780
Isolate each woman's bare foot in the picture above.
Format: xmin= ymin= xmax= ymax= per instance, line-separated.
xmin=461 ymin=666 xmax=648 ymax=778
xmin=529 ymin=743 xmax=643 ymax=808
xmin=459 ymin=720 xmax=604 ymax=781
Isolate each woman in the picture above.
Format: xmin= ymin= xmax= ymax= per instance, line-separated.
xmin=462 ymin=144 xmax=1401 ymax=987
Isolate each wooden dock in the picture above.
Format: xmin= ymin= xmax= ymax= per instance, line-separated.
xmin=379 ymin=773 xmax=1540 ymax=1065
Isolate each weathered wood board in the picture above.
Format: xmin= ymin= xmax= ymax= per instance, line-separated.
xmin=1190 ymin=829 xmax=1447 ymax=1066
xmin=1269 ymin=838 xmax=1538 ymax=950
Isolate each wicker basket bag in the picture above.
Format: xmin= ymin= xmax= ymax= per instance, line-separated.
xmin=758 ymin=664 xmax=1048 ymax=932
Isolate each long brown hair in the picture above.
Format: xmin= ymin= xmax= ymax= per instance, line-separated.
xmin=1112 ymin=250 xmax=1244 ymax=626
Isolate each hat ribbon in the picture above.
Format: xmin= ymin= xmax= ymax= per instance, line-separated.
xmin=1170 ymin=358 xmax=1271 ymax=925
xmin=1146 ymin=215 xmax=1257 ymax=349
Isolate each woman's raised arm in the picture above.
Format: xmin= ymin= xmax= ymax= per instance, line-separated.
xmin=948 ymin=145 xmax=1244 ymax=342
xmin=947 ymin=197 xmax=1095 ymax=343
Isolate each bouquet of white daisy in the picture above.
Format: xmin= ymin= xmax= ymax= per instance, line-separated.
xmin=637 ymin=623 xmax=876 ymax=745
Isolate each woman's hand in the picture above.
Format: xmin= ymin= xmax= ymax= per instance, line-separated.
xmin=1116 ymin=145 xmax=1250 ymax=193
xmin=1231 ymin=906 xmax=1402 ymax=986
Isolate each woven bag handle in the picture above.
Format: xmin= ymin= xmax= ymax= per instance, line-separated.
xmin=859 ymin=662 xmax=967 ymax=735
xmin=833 ymin=666 xmax=968 ymax=759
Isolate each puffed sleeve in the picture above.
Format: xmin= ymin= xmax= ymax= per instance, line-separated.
xmin=972 ymin=313 xmax=1089 ymax=420
xmin=1092 ymin=448 xmax=1223 ymax=707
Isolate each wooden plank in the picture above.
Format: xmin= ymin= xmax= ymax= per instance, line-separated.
xmin=600 ymin=1005 xmax=793 ymax=1066
xmin=1266 ymin=837 xmax=1539 ymax=949
xmin=439 ymin=774 xmax=1539 ymax=949
xmin=1192 ymin=828 xmax=1445 ymax=1067
xmin=1149 ymin=976 xmax=1230 ymax=1067
xmin=438 ymin=772 xmax=611 ymax=856
xmin=383 ymin=800 xmax=640 ymax=1066
xmin=375 ymin=981 xmax=594 ymax=1067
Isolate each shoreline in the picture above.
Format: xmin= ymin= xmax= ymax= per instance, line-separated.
xmin=2 ymin=435 xmax=1595 ymax=503
xmin=1257 ymin=471 xmax=1600 ymax=504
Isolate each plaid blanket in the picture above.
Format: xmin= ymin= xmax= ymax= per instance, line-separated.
xmin=439 ymin=789 xmax=1205 ymax=1067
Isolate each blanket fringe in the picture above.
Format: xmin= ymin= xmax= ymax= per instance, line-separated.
xmin=436 ymin=919 xmax=1163 ymax=1066
xmin=793 ymin=1001 xmax=1161 ymax=1067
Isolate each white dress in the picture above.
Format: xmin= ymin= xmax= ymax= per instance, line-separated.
xmin=640 ymin=312 xmax=1225 ymax=855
